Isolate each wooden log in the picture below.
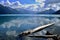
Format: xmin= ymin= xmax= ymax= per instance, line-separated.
xmin=18 ymin=23 xmax=54 ymax=36
xmin=28 ymin=35 xmax=57 ymax=38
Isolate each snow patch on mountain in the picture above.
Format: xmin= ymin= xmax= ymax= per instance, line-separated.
xmin=48 ymin=3 xmax=60 ymax=11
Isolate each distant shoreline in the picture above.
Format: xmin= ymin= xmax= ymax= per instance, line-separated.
xmin=0 ymin=14 xmax=60 ymax=17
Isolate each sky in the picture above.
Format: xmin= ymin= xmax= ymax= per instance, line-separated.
xmin=9 ymin=0 xmax=36 ymax=4
xmin=0 ymin=0 xmax=60 ymax=11
xmin=0 ymin=0 xmax=37 ymax=4
xmin=0 ymin=0 xmax=60 ymax=4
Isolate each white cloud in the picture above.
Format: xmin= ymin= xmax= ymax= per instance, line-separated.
xmin=6 ymin=0 xmax=11 ymax=5
xmin=25 ymin=4 xmax=39 ymax=11
xmin=0 ymin=0 xmax=46 ymax=11
xmin=0 ymin=0 xmax=21 ymax=7
xmin=4 ymin=0 xmax=11 ymax=6
xmin=40 ymin=3 xmax=45 ymax=8
xmin=32 ymin=29 xmax=46 ymax=36
xmin=0 ymin=1 xmax=4 ymax=5
xmin=11 ymin=1 xmax=21 ymax=6
xmin=35 ymin=0 xmax=46 ymax=8
xmin=46 ymin=0 xmax=60 ymax=4
xmin=45 ymin=7 xmax=50 ymax=10
xmin=48 ymin=3 xmax=60 ymax=11
xmin=0 ymin=17 xmax=50 ymax=29
xmin=35 ymin=0 xmax=45 ymax=3
xmin=0 ymin=19 xmax=23 ymax=28
xmin=16 ymin=1 xmax=21 ymax=5
xmin=0 ymin=17 xmax=60 ymax=32
xmin=6 ymin=30 xmax=17 ymax=36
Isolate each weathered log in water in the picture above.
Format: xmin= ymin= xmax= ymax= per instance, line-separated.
xmin=28 ymin=35 xmax=60 ymax=40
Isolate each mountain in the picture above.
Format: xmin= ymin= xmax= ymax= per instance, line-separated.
xmin=16 ymin=8 xmax=38 ymax=14
xmin=0 ymin=4 xmax=58 ymax=14
xmin=53 ymin=10 xmax=60 ymax=14
xmin=0 ymin=4 xmax=21 ymax=14
xmin=0 ymin=4 xmax=35 ymax=14
xmin=38 ymin=9 xmax=55 ymax=14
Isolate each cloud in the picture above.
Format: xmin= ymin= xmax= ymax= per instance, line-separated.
xmin=16 ymin=1 xmax=21 ymax=5
xmin=0 ymin=0 xmax=45 ymax=11
xmin=34 ymin=0 xmax=60 ymax=11
xmin=0 ymin=0 xmax=12 ymax=6
xmin=0 ymin=1 xmax=4 ymax=5
xmin=25 ymin=4 xmax=39 ymax=11
xmin=0 ymin=17 xmax=60 ymax=34
xmin=4 ymin=0 xmax=11 ymax=6
xmin=0 ymin=17 xmax=52 ymax=29
xmin=35 ymin=0 xmax=45 ymax=3
xmin=46 ymin=0 xmax=60 ymax=4
xmin=0 ymin=0 xmax=21 ymax=7
xmin=48 ymin=3 xmax=60 ymax=11
xmin=6 ymin=30 xmax=17 ymax=36
xmin=32 ymin=29 xmax=46 ymax=36
xmin=11 ymin=1 xmax=21 ymax=6
xmin=35 ymin=0 xmax=46 ymax=8
xmin=7 ymin=0 xmax=11 ymax=5
xmin=1 ymin=19 xmax=23 ymax=28
xmin=8 ymin=1 xmax=22 ymax=9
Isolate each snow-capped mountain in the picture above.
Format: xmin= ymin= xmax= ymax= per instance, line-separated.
xmin=47 ymin=3 xmax=60 ymax=11
xmin=0 ymin=0 xmax=11 ymax=6
xmin=0 ymin=4 xmax=37 ymax=14
xmin=38 ymin=9 xmax=55 ymax=14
